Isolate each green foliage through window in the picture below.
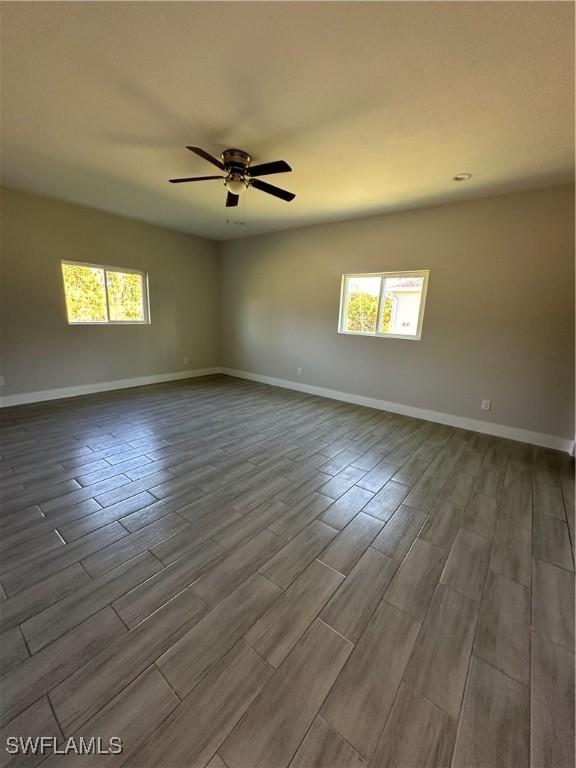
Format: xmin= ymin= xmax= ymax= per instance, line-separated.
xmin=106 ymin=271 xmax=145 ymax=321
xmin=345 ymin=290 xmax=378 ymax=333
xmin=344 ymin=288 xmax=394 ymax=334
xmin=62 ymin=262 xmax=147 ymax=324
xmin=380 ymin=295 xmax=393 ymax=333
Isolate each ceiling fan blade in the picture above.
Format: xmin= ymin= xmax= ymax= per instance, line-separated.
xmin=247 ymin=160 xmax=292 ymax=177
xmin=169 ymin=176 xmax=223 ymax=183
xmin=186 ymin=146 xmax=225 ymax=171
xmin=226 ymin=192 xmax=239 ymax=207
xmin=250 ymin=178 xmax=295 ymax=202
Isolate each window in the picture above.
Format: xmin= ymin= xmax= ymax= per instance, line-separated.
xmin=61 ymin=261 xmax=150 ymax=325
xmin=339 ymin=270 xmax=429 ymax=340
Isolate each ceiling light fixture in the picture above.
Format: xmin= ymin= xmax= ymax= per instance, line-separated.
xmin=224 ymin=176 xmax=247 ymax=195
xmin=453 ymin=173 xmax=472 ymax=181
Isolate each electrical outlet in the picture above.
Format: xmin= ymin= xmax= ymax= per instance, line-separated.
xmin=183 ymin=357 xmax=189 ymax=366
xmin=481 ymin=399 xmax=492 ymax=411
xmin=297 ymin=367 xmax=303 ymax=376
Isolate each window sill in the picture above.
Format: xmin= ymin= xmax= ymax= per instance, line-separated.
xmin=337 ymin=330 xmax=422 ymax=341
xmin=67 ymin=321 xmax=150 ymax=326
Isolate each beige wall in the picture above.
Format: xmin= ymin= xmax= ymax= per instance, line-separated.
xmin=220 ymin=185 xmax=575 ymax=440
xmin=1 ymin=188 xmax=220 ymax=396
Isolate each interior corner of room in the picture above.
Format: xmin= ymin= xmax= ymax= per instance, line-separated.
xmin=1 ymin=182 xmax=574 ymax=453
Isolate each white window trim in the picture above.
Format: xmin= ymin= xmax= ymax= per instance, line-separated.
xmin=338 ymin=270 xmax=429 ymax=341
xmin=61 ymin=260 xmax=151 ymax=325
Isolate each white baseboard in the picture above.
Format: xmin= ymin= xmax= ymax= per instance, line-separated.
xmin=2 ymin=365 xmax=572 ymax=454
xmin=221 ymin=367 xmax=574 ymax=454
xmin=0 ymin=368 xmax=221 ymax=408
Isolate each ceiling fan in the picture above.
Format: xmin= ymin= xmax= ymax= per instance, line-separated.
xmin=169 ymin=147 xmax=295 ymax=207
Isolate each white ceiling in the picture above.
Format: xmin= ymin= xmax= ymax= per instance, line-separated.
xmin=1 ymin=2 xmax=574 ymax=241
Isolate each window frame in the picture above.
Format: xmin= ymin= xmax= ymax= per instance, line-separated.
xmin=61 ymin=260 xmax=151 ymax=326
xmin=338 ymin=269 xmax=429 ymax=341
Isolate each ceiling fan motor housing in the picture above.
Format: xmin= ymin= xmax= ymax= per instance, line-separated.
xmin=222 ymin=148 xmax=252 ymax=175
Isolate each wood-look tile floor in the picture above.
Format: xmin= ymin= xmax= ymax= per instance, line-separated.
xmin=0 ymin=374 xmax=574 ymax=767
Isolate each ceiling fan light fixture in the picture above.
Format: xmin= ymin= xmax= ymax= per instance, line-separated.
xmin=225 ymin=177 xmax=246 ymax=195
